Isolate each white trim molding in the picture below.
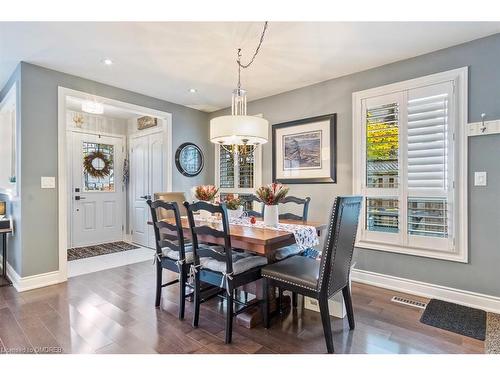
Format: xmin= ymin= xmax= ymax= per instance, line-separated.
xmin=57 ymin=86 xmax=173 ymax=284
xmin=7 ymin=263 xmax=62 ymax=292
xmin=352 ymin=268 xmax=500 ymax=314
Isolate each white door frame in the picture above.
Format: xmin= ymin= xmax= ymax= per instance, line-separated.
xmin=57 ymin=86 xmax=172 ymax=282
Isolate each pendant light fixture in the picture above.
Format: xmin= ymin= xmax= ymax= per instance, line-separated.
xmin=210 ymin=22 xmax=269 ymax=155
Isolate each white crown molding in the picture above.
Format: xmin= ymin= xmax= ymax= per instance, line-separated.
xmin=7 ymin=263 xmax=62 ymax=292
xmin=352 ymin=268 xmax=500 ymax=314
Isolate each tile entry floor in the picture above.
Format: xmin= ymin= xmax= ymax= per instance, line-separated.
xmin=67 ymin=246 xmax=154 ymax=277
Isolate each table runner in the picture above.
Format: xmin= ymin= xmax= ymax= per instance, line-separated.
xmin=229 ymin=217 xmax=319 ymax=250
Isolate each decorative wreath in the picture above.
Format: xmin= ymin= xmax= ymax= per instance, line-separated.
xmin=83 ymin=151 xmax=112 ymax=178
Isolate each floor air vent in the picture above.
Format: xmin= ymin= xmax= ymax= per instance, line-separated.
xmin=391 ymin=296 xmax=427 ymax=309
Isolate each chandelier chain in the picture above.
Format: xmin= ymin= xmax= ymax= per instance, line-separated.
xmin=236 ymin=21 xmax=268 ymax=89
xmin=237 ymin=21 xmax=268 ymax=69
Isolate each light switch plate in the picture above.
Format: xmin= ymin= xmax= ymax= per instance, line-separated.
xmin=41 ymin=176 xmax=56 ymax=189
xmin=474 ymin=171 xmax=487 ymax=186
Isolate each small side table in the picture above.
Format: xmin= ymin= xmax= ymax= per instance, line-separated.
xmin=0 ymin=227 xmax=12 ymax=287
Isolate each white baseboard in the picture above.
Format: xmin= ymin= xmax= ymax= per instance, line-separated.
xmin=352 ymin=268 xmax=500 ymax=314
xmin=7 ymin=263 xmax=62 ymax=292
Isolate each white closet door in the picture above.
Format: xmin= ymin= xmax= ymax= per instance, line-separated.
xmin=130 ymin=135 xmax=150 ymax=247
xmin=130 ymin=131 xmax=166 ymax=248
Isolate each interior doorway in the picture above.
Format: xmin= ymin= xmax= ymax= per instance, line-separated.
xmin=58 ymin=87 xmax=172 ymax=280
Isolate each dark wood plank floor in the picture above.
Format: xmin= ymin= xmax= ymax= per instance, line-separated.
xmin=0 ymin=261 xmax=485 ymax=354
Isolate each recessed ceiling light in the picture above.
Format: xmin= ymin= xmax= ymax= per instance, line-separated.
xmin=189 ymin=88 xmax=197 ymax=93
xmin=102 ymin=58 xmax=113 ymax=66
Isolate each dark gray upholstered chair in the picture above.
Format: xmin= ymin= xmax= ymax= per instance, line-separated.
xmin=147 ymin=199 xmax=192 ymax=319
xmin=184 ymin=201 xmax=268 ymax=344
xmin=261 ymin=196 xmax=362 ymax=353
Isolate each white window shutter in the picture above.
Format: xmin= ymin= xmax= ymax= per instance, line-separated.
xmin=407 ymin=81 xmax=454 ymax=244
xmin=407 ymin=82 xmax=452 ymax=192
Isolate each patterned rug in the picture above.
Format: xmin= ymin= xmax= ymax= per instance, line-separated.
xmin=68 ymin=241 xmax=140 ymax=261
xmin=486 ymin=312 xmax=500 ymax=354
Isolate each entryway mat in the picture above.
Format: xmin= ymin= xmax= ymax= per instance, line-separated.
xmin=420 ymin=299 xmax=486 ymax=340
xmin=68 ymin=241 xmax=140 ymax=261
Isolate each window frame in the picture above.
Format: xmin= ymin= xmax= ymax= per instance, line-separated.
xmin=352 ymin=67 xmax=468 ymax=263
xmin=214 ymin=144 xmax=262 ymax=195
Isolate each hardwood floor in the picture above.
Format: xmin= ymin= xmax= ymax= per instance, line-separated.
xmin=0 ymin=261 xmax=484 ymax=354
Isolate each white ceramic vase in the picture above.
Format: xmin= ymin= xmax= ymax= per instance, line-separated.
xmin=227 ymin=206 xmax=243 ymax=220
xmin=264 ymin=204 xmax=279 ymax=227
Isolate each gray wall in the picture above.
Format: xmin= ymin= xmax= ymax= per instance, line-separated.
xmin=0 ymin=64 xmax=22 ymax=275
xmin=14 ymin=62 xmax=211 ymax=277
xmin=210 ymin=33 xmax=500 ymax=297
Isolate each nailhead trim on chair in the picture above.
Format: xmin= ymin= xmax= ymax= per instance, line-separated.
xmin=318 ymin=198 xmax=338 ymax=291
xmin=262 ymin=273 xmax=318 ymax=291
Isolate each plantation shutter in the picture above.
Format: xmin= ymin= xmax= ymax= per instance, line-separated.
xmin=238 ymin=146 xmax=254 ymax=188
xmin=219 ymin=146 xmax=234 ymax=188
xmin=406 ymin=81 xmax=454 ymax=243
xmin=407 ymin=82 xmax=452 ymax=191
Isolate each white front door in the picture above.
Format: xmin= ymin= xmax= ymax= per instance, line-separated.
xmin=71 ymin=132 xmax=125 ymax=247
xmin=130 ymin=131 xmax=166 ymax=248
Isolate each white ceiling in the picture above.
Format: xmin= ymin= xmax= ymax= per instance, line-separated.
xmin=1 ymin=22 xmax=499 ymax=112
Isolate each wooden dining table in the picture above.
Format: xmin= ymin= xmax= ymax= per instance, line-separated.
xmin=150 ymin=216 xmax=326 ymax=260
xmin=148 ymin=216 xmax=327 ymax=327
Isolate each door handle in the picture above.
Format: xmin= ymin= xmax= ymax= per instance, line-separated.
xmin=75 ymin=196 xmax=86 ymax=201
xmin=140 ymin=195 xmax=151 ymax=200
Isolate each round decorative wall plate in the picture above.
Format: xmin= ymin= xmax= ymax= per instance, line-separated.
xmin=175 ymin=142 xmax=204 ymax=177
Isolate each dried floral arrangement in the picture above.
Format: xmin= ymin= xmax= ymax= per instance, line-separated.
xmin=222 ymin=193 xmax=243 ymax=210
xmin=255 ymin=183 xmax=289 ymax=206
xmin=193 ymin=185 xmax=219 ymax=202
xmin=83 ymin=151 xmax=112 ymax=179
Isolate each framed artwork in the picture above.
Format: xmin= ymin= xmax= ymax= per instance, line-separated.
xmin=137 ymin=116 xmax=158 ymax=130
xmin=272 ymin=114 xmax=337 ymax=184
xmin=175 ymin=142 xmax=204 ymax=177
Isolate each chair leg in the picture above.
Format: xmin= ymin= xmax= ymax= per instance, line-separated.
xmin=292 ymin=292 xmax=298 ymax=308
xmin=278 ymin=288 xmax=283 ymax=314
xmin=318 ymin=296 xmax=334 ymax=354
xmin=178 ymin=270 xmax=186 ymax=320
xmin=244 ymin=291 xmax=248 ymax=303
xmin=225 ymin=286 xmax=234 ymax=344
xmin=262 ymin=278 xmax=270 ymax=329
xmin=155 ymin=263 xmax=162 ymax=308
xmin=342 ymin=285 xmax=355 ymax=330
xmin=192 ymin=272 xmax=201 ymax=328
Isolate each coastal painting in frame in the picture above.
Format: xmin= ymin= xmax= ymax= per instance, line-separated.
xmin=272 ymin=114 xmax=336 ymax=184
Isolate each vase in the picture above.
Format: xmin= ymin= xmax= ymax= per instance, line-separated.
xmin=227 ymin=206 xmax=243 ymax=220
xmin=264 ymin=204 xmax=279 ymax=227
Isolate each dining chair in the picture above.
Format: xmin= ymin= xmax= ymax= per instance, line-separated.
xmin=240 ymin=194 xmax=264 ymax=218
xmin=261 ymin=196 xmax=362 ymax=353
xmin=147 ymin=199 xmax=192 ymax=319
xmin=154 ymin=192 xmax=188 ymax=218
xmin=271 ymin=195 xmax=312 ymax=261
xmin=184 ymin=201 xmax=268 ymax=344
